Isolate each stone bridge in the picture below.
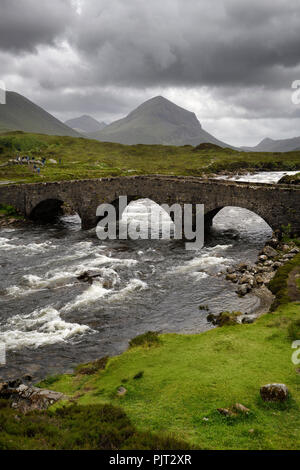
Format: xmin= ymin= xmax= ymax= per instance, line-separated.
xmin=0 ymin=175 xmax=299 ymax=235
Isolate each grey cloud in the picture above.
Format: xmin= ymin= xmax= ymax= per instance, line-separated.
xmin=0 ymin=0 xmax=75 ymax=53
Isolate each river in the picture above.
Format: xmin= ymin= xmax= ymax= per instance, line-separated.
xmin=0 ymin=171 xmax=297 ymax=381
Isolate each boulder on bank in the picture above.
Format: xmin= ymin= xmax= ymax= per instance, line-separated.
xmin=260 ymin=383 xmax=289 ymax=402
xmin=0 ymin=381 xmax=64 ymax=413
xmin=207 ymin=311 xmax=242 ymax=326
xmin=260 ymin=245 xmax=278 ymax=259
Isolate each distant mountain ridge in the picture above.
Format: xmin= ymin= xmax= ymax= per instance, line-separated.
xmin=243 ymin=136 xmax=300 ymax=152
xmin=0 ymin=90 xmax=79 ymax=137
xmin=88 ymin=96 xmax=232 ymax=147
xmin=65 ymin=115 xmax=107 ymax=134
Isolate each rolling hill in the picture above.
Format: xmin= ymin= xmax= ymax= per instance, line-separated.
xmin=0 ymin=90 xmax=80 ymax=137
xmin=243 ymin=136 xmax=300 ymax=152
xmin=88 ymin=96 xmax=232 ymax=147
xmin=65 ymin=115 xmax=107 ymax=134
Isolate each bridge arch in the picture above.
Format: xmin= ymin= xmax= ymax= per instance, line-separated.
xmin=205 ymin=205 xmax=273 ymax=233
xmin=29 ymin=198 xmax=80 ymax=224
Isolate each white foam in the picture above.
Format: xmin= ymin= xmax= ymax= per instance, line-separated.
xmin=169 ymin=253 xmax=232 ymax=276
xmin=62 ymin=268 xmax=120 ymax=311
xmin=216 ymin=171 xmax=299 ymax=184
xmin=109 ymin=278 xmax=148 ymax=301
xmin=0 ymin=306 xmax=91 ymax=351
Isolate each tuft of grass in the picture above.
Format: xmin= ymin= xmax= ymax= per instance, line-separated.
xmin=133 ymin=371 xmax=144 ymax=380
xmin=288 ymin=319 xmax=300 ymax=341
xmin=129 ymin=331 xmax=161 ymax=348
xmin=74 ymin=357 xmax=108 ymax=376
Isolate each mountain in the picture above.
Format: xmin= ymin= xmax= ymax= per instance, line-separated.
xmin=0 ymin=90 xmax=80 ymax=137
xmin=243 ymin=136 xmax=300 ymax=152
xmin=65 ymin=115 xmax=107 ymax=134
xmin=88 ymin=96 xmax=231 ymax=147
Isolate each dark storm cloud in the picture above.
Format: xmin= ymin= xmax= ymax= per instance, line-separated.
xmin=0 ymin=0 xmax=75 ymax=52
xmin=1 ymin=0 xmax=300 ymax=145
xmin=68 ymin=0 xmax=300 ymax=89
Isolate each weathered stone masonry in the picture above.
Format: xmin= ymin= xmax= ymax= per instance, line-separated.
xmin=0 ymin=176 xmax=299 ymax=234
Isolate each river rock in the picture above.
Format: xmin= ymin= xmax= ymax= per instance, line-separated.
xmin=283 ymin=253 xmax=295 ymax=260
xmin=255 ymin=275 xmax=264 ymax=285
xmin=261 ymin=246 xmax=278 ymax=258
xmin=226 ymin=266 xmax=236 ymax=274
xmin=242 ymin=315 xmax=256 ymax=324
xmin=236 ymin=262 xmax=249 ymax=273
xmin=272 ymin=261 xmax=282 ymax=270
xmin=259 ymin=255 xmax=268 ymax=262
xmin=260 ymin=383 xmax=289 ymax=402
xmin=226 ymin=273 xmax=238 ymax=282
xmin=266 ymin=237 xmax=280 ymax=249
xmin=290 ymin=247 xmax=300 ymax=254
xmin=236 ymin=284 xmax=249 ymax=296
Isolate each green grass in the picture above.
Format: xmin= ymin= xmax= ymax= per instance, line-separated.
xmin=1 ymin=131 xmax=300 ymax=184
xmin=42 ymin=301 xmax=299 ymax=450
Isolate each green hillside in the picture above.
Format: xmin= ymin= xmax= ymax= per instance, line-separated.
xmin=0 ymin=91 xmax=79 ymax=137
xmin=1 ymin=132 xmax=300 ymax=184
xmin=89 ymin=96 xmax=232 ymax=147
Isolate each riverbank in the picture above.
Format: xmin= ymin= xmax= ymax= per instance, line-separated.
xmin=1 ymin=247 xmax=299 ymax=449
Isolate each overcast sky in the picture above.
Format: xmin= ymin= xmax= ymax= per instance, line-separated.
xmin=1 ymin=0 xmax=300 ymax=146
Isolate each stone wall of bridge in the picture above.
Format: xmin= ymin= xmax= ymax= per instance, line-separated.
xmin=0 ymin=176 xmax=299 ymax=234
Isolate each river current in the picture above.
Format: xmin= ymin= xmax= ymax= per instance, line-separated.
xmin=0 ymin=171 xmax=297 ymax=380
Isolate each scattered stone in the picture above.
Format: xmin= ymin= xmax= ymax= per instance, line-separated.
xmin=260 ymin=383 xmax=289 ymax=402
xmin=259 ymin=255 xmax=268 ymax=262
xmin=236 ymin=284 xmax=249 ymax=296
xmin=217 ymin=408 xmax=236 ymax=417
xmin=117 ymin=386 xmax=127 ymax=397
xmin=226 ymin=266 xmax=235 ymax=274
xmin=261 ymin=246 xmax=278 ymax=258
xmin=206 ymin=313 xmax=216 ymax=323
xmin=242 ymin=316 xmax=256 ymax=324
xmin=237 ymin=262 xmax=248 ymax=273
xmin=203 ymin=417 xmax=209 ymax=422
xmin=255 ymin=275 xmax=264 ymax=285
xmin=283 ymin=253 xmax=295 ymax=260
xmin=233 ymin=403 xmax=250 ymax=414
xmin=266 ymin=237 xmax=279 ymax=249
xmin=0 ymin=381 xmax=64 ymax=413
xmin=226 ymin=273 xmax=238 ymax=282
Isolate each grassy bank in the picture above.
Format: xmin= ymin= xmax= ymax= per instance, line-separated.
xmin=1 ymin=132 xmax=300 ymax=184
xmin=1 ymin=253 xmax=299 ymax=450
